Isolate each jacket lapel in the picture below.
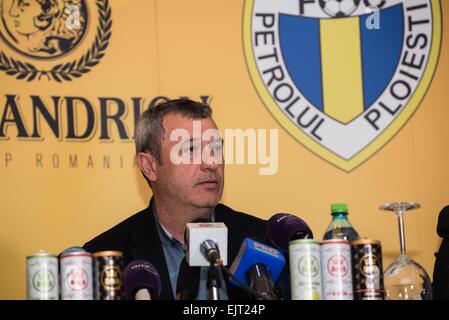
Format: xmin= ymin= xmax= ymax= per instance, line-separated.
xmin=130 ymin=198 xmax=174 ymax=300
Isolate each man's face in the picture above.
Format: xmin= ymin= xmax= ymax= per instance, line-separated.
xmin=155 ymin=113 xmax=224 ymax=210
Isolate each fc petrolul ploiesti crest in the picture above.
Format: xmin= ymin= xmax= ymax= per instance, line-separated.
xmin=0 ymin=0 xmax=112 ymax=82
xmin=244 ymin=0 xmax=441 ymax=171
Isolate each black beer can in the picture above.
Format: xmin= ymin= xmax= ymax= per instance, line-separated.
xmin=351 ymin=239 xmax=384 ymax=300
xmin=92 ymin=251 xmax=124 ymax=300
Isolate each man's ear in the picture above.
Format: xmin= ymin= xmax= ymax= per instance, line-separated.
xmin=137 ymin=152 xmax=158 ymax=183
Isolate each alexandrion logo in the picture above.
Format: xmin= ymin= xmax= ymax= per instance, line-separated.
xmin=244 ymin=0 xmax=441 ymax=171
xmin=0 ymin=0 xmax=111 ymax=82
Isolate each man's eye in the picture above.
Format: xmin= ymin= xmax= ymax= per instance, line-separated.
xmin=182 ymin=144 xmax=198 ymax=154
xmin=211 ymin=143 xmax=223 ymax=152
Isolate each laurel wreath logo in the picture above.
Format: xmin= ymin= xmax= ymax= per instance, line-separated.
xmin=0 ymin=0 xmax=112 ymax=82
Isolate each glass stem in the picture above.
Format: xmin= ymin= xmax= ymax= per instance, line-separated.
xmin=397 ymin=210 xmax=406 ymax=256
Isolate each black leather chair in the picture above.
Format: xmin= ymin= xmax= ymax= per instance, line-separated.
xmin=433 ymin=205 xmax=449 ymax=299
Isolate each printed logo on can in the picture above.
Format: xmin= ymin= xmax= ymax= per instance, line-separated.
xmin=32 ymin=270 xmax=55 ymax=292
xmin=66 ymin=268 xmax=89 ymax=291
xmin=327 ymin=254 xmax=349 ymax=277
xmin=101 ymin=265 xmax=121 ymax=290
xmin=298 ymin=255 xmax=320 ymax=277
xmin=359 ymin=253 xmax=380 ymax=277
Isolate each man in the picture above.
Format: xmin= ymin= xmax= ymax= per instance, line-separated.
xmin=84 ymin=98 xmax=284 ymax=299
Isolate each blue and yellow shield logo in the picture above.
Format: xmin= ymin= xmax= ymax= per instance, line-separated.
xmin=244 ymin=0 xmax=441 ymax=171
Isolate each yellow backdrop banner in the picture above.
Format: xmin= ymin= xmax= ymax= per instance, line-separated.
xmin=0 ymin=0 xmax=448 ymax=299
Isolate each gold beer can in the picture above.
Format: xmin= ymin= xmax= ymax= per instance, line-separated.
xmin=92 ymin=251 xmax=124 ymax=300
xmin=351 ymin=239 xmax=384 ymax=300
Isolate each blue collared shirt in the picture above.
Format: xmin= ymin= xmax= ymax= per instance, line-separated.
xmin=152 ymin=204 xmax=229 ymax=300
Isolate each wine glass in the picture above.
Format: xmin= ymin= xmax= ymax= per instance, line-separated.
xmin=380 ymin=202 xmax=432 ymax=300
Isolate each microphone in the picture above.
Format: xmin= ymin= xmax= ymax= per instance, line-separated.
xmin=200 ymin=239 xmax=221 ymax=265
xmin=186 ymin=218 xmax=227 ymax=300
xmin=184 ymin=218 xmax=223 ymax=265
xmin=186 ymin=221 xmax=228 ymax=267
xmin=123 ymin=260 xmax=161 ymax=300
xmin=266 ymin=213 xmax=313 ymax=252
xmin=176 ymin=257 xmax=201 ymax=300
xmin=229 ymin=238 xmax=285 ymax=300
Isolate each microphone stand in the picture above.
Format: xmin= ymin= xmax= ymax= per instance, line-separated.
xmin=206 ymin=263 xmax=221 ymax=300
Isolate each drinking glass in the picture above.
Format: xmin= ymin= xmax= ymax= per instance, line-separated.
xmin=380 ymin=202 xmax=432 ymax=300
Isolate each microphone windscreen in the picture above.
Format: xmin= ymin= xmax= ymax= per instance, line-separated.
xmin=123 ymin=260 xmax=161 ymax=300
xmin=229 ymin=238 xmax=285 ymax=287
xmin=184 ymin=217 xmax=211 ymax=244
xmin=266 ymin=213 xmax=313 ymax=252
xmin=176 ymin=257 xmax=201 ymax=300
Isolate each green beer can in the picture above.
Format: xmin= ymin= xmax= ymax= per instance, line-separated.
xmin=27 ymin=251 xmax=59 ymax=300
xmin=289 ymin=239 xmax=323 ymax=300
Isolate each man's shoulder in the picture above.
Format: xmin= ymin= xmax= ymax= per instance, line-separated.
xmin=216 ymin=203 xmax=266 ymax=224
xmin=215 ymin=203 xmax=267 ymax=238
xmin=83 ymin=208 xmax=148 ymax=253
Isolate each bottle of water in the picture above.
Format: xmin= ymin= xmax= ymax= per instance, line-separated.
xmin=323 ymin=203 xmax=360 ymax=241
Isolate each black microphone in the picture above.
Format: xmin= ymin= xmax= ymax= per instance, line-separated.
xmin=123 ymin=260 xmax=161 ymax=300
xmin=176 ymin=257 xmax=201 ymax=300
xmin=247 ymin=264 xmax=277 ymax=300
xmin=266 ymin=213 xmax=314 ymax=252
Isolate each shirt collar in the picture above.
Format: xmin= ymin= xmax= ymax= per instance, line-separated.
xmin=151 ymin=201 xmax=216 ymax=245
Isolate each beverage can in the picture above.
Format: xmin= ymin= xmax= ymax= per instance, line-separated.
xmin=60 ymin=252 xmax=93 ymax=300
xmin=289 ymin=239 xmax=322 ymax=300
xmin=351 ymin=239 xmax=384 ymax=300
xmin=92 ymin=251 xmax=123 ymax=300
xmin=27 ymin=251 xmax=59 ymax=300
xmin=320 ymin=239 xmax=353 ymax=300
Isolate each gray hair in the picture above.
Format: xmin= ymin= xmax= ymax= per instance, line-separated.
xmin=135 ymin=98 xmax=212 ymax=163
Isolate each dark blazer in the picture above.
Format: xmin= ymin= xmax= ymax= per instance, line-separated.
xmin=83 ymin=198 xmax=272 ymax=300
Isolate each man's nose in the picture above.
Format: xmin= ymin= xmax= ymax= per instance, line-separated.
xmin=200 ymin=153 xmax=221 ymax=171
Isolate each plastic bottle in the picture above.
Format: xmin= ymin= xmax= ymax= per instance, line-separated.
xmin=323 ymin=203 xmax=360 ymax=241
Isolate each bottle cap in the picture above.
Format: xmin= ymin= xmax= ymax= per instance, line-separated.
xmin=331 ymin=203 xmax=348 ymax=214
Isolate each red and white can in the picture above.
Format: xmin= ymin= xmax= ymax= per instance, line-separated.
xmin=320 ymin=239 xmax=353 ymax=300
xmin=60 ymin=252 xmax=93 ymax=300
